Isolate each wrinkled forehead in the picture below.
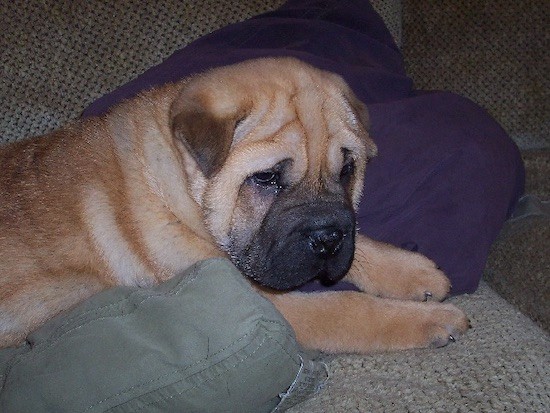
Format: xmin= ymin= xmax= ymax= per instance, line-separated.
xmin=232 ymin=75 xmax=361 ymax=145
xmin=184 ymin=57 xmax=369 ymax=158
xmin=259 ymin=69 xmax=362 ymax=147
xmin=193 ymin=58 xmax=348 ymax=107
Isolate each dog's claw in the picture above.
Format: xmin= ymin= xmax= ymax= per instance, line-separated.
xmin=424 ymin=291 xmax=433 ymax=301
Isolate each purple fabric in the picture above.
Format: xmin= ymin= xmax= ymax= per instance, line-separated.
xmin=84 ymin=0 xmax=524 ymax=295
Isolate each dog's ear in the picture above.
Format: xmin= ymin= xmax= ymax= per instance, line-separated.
xmin=330 ymin=74 xmax=377 ymax=158
xmin=170 ymin=82 xmax=245 ymax=178
xmin=345 ymin=91 xmax=378 ymax=159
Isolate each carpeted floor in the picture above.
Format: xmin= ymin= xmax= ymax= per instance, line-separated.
xmin=1 ymin=1 xmax=548 ymax=411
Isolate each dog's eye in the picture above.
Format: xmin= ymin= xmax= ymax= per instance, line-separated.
xmin=250 ymin=170 xmax=280 ymax=187
xmin=246 ymin=159 xmax=291 ymax=194
xmin=340 ymin=160 xmax=355 ymax=183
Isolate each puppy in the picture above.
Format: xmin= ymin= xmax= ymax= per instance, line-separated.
xmin=0 ymin=57 xmax=469 ymax=351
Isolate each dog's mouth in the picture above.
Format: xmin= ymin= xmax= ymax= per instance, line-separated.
xmin=241 ymin=243 xmax=354 ymax=291
xmin=317 ymin=268 xmax=346 ymax=287
xmin=231 ymin=202 xmax=356 ymax=291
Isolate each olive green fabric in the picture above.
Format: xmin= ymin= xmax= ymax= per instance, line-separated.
xmin=0 ymin=258 xmax=327 ymax=413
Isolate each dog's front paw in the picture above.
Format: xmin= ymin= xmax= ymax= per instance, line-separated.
xmin=349 ymin=237 xmax=452 ymax=301
xmin=393 ymin=251 xmax=451 ymax=302
xmin=356 ymin=298 xmax=471 ymax=352
xmin=422 ymin=303 xmax=471 ymax=348
xmin=383 ymin=301 xmax=470 ymax=350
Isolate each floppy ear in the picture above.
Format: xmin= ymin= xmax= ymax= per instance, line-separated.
xmin=346 ymin=91 xmax=378 ymax=158
xmin=171 ymin=108 xmax=234 ymax=178
xmin=170 ymin=84 xmax=244 ymax=178
xmin=330 ymin=73 xmax=377 ymax=158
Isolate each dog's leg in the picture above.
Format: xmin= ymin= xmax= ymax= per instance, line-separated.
xmin=266 ymin=291 xmax=469 ymax=353
xmin=345 ymin=234 xmax=451 ymax=301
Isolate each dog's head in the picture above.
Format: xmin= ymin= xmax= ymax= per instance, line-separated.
xmin=170 ymin=57 xmax=376 ymax=290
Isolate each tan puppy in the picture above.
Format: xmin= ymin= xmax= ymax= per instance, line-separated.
xmin=0 ymin=57 xmax=469 ymax=351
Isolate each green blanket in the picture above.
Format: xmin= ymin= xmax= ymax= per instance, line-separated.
xmin=0 ymin=258 xmax=327 ymax=412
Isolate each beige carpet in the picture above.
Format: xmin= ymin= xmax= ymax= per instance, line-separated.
xmin=1 ymin=1 xmax=549 ymax=411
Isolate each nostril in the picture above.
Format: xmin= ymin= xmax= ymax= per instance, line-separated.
xmin=308 ymin=227 xmax=344 ymax=257
xmin=324 ymin=230 xmax=343 ymax=251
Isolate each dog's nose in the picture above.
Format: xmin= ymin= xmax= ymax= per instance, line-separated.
xmin=308 ymin=227 xmax=344 ymax=258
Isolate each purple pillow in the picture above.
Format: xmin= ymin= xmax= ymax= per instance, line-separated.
xmin=84 ymin=0 xmax=524 ymax=294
